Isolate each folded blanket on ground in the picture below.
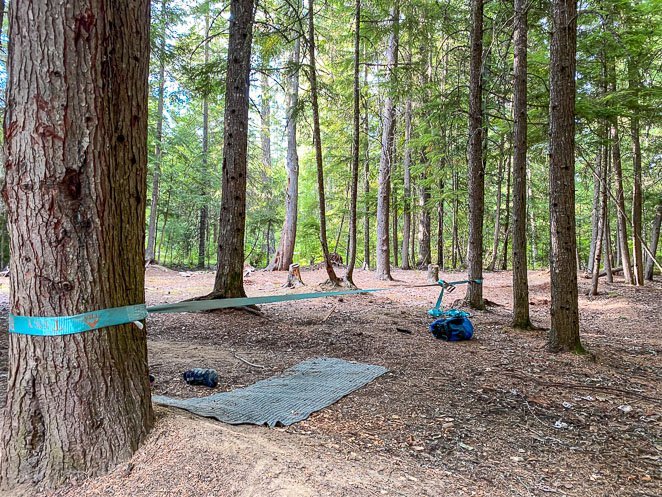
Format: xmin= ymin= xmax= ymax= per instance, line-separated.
xmin=153 ymin=357 xmax=388 ymax=427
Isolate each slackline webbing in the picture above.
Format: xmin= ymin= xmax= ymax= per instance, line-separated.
xmin=8 ymin=289 xmax=380 ymax=336
xmin=7 ymin=279 xmax=482 ymax=337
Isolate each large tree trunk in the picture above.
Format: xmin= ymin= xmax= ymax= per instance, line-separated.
xmin=511 ymin=0 xmax=532 ymax=329
xmin=308 ymin=0 xmax=340 ymax=285
xmin=547 ymin=0 xmax=582 ymax=352
xmin=0 ymin=0 xmax=153 ymax=488
xmin=146 ymin=0 xmax=167 ymax=264
xmin=268 ymin=38 xmax=301 ymax=271
xmin=344 ymin=0 xmax=360 ymax=287
xmin=629 ymin=61 xmax=644 ymax=285
xmin=645 ymin=204 xmax=662 ymax=280
xmin=213 ymin=0 xmax=255 ymax=297
xmin=465 ymin=0 xmax=485 ymax=309
xmin=375 ymin=2 xmax=399 ymax=281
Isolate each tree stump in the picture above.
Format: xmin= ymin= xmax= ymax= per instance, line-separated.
xmin=285 ymin=264 xmax=305 ymax=288
xmin=427 ymin=264 xmax=439 ymax=283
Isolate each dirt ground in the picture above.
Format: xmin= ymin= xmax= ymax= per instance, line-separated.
xmin=0 ymin=266 xmax=659 ymax=497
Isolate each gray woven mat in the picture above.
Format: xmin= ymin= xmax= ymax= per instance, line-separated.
xmin=153 ymin=357 xmax=388 ymax=427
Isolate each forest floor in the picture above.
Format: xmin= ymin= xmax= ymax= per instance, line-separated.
xmin=0 ymin=266 xmax=660 ymax=497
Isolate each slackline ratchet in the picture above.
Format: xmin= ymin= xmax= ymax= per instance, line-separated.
xmin=8 ymin=279 xmax=483 ymax=337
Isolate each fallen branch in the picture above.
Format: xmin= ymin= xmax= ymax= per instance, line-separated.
xmin=504 ymin=372 xmax=661 ymax=404
xmin=233 ymin=352 xmax=265 ymax=369
xmin=322 ymin=304 xmax=337 ymax=322
xmin=582 ymin=266 xmax=623 ymax=279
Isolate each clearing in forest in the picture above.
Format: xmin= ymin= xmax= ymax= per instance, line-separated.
xmin=1 ymin=266 xmax=657 ymax=497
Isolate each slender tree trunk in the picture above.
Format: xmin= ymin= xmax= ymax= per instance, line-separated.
xmin=512 ymin=0 xmax=532 ymax=329
xmin=269 ymin=38 xmax=301 ymax=271
xmin=452 ymin=168 xmax=459 ymax=269
xmin=629 ymin=61 xmax=644 ymax=285
xmin=0 ymin=0 xmax=153 ymax=488
xmin=157 ymin=184 xmax=172 ymax=264
xmin=260 ymin=69 xmax=274 ymax=264
xmin=501 ymin=153 xmax=511 ymax=270
xmin=392 ymin=161 xmax=399 ymax=268
xmin=465 ymin=0 xmax=485 ymax=308
xmin=146 ymin=0 xmax=167 ymax=263
xmin=588 ymin=150 xmax=601 ymax=273
xmin=527 ymin=166 xmax=538 ymax=269
xmin=363 ymin=58 xmax=371 ymax=269
xmin=437 ymin=178 xmax=445 ymax=269
xmin=417 ymin=176 xmax=431 ymax=267
xmin=198 ymin=12 xmax=210 ymax=269
xmin=344 ymin=0 xmax=361 ymax=285
xmin=375 ymin=3 xmax=399 ymax=280
xmin=213 ymin=0 xmax=255 ymax=297
xmin=644 ymin=204 xmax=661 ymax=281
xmin=401 ymin=93 xmax=413 ymax=269
xmin=609 ymin=60 xmax=633 ymax=284
xmin=308 ymin=0 xmax=340 ymax=285
xmin=488 ymin=138 xmax=504 ymax=271
xmin=591 ymin=143 xmax=607 ymax=295
xmin=417 ymin=45 xmax=431 ymax=269
xmin=548 ymin=0 xmax=582 ymax=352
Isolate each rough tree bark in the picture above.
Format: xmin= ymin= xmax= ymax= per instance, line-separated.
xmin=375 ymin=2 xmax=399 ymax=281
xmin=268 ymin=37 xmax=301 ymax=271
xmin=344 ymin=0 xmax=361 ymax=287
xmin=548 ymin=0 xmax=583 ymax=352
xmin=213 ymin=0 xmax=255 ymax=297
xmin=511 ymin=0 xmax=532 ymax=329
xmin=146 ymin=0 xmax=167 ymax=264
xmin=308 ymin=0 xmax=340 ymax=285
xmin=465 ymin=0 xmax=485 ymax=309
xmin=0 ymin=0 xmax=153 ymax=488
xmin=645 ymin=204 xmax=662 ymax=281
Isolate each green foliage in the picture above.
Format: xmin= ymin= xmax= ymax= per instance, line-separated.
xmin=145 ymin=0 xmax=661 ymax=271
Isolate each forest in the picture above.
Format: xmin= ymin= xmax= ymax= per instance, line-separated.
xmin=0 ymin=0 xmax=659 ymax=496
xmin=139 ymin=0 xmax=660 ymax=283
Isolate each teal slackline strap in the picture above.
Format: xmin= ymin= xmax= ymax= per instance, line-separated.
xmin=9 ymin=280 xmax=483 ymax=337
xmin=9 ymin=304 xmax=148 ymax=337
xmin=146 ymin=289 xmax=380 ymax=314
xmin=8 ymin=289 xmax=380 ymax=336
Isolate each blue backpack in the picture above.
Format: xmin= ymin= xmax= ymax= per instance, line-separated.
xmin=429 ymin=316 xmax=474 ymax=341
